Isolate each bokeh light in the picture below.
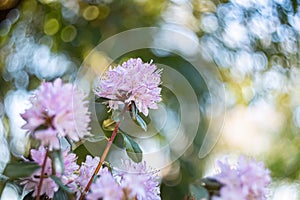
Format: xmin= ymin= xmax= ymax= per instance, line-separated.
xmin=83 ymin=5 xmax=99 ymax=21
xmin=61 ymin=25 xmax=77 ymax=42
xmin=44 ymin=18 xmax=60 ymax=35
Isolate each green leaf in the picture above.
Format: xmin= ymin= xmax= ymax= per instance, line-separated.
xmin=129 ymin=102 xmax=148 ymax=131
xmin=53 ymin=188 xmax=74 ymax=200
xmin=123 ymin=134 xmax=143 ymax=163
xmin=50 ymin=175 xmax=73 ymax=194
xmin=95 ymin=96 xmax=110 ymax=103
xmin=189 ymin=183 xmax=209 ymax=200
xmin=136 ymin=114 xmax=147 ymax=131
xmin=200 ymin=178 xmax=223 ymax=197
xmin=73 ymin=144 xmax=90 ymax=165
xmin=113 ymin=133 xmax=125 ymax=149
xmin=22 ymin=191 xmax=34 ymax=200
xmin=50 ymin=150 xmax=64 ymax=175
xmin=3 ymin=162 xmax=40 ymax=179
xmin=23 ymin=191 xmax=49 ymax=200
xmin=201 ymin=178 xmax=223 ymax=190
xmin=129 ymin=101 xmax=138 ymax=120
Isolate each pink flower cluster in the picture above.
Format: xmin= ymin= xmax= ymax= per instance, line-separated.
xmin=95 ymin=58 xmax=162 ymax=116
xmin=21 ymin=78 xmax=91 ymax=150
xmin=71 ymin=155 xmax=101 ymax=195
xmin=21 ymin=146 xmax=79 ymax=198
xmin=212 ymin=156 xmax=271 ymax=200
xmin=87 ymin=159 xmax=161 ymax=200
xmin=19 ymin=60 xmax=164 ymax=199
xmin=116 ymin=160 xmax=161 ymax=200
xmin=23 ymin=152 xmax=161 ymax=200
xmin=87 ymin=167 xmax=124 ymax=200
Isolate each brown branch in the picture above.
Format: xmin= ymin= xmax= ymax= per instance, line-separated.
xmin=36 ymin=148 xmax=49 ymax=200
xmin=79 ymin=104 xmax=128 ymax=200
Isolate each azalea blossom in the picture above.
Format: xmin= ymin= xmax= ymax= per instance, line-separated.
xmin=21 ymin=78 xmax=90 ymax=149
xmin=21 ymin=146 xmax=79 ymax=198
xmin=71 ymin=155 xmax=101 ymax=195
xmin=86 ymin=159 xmax=161 ymax=200
xmin=212 ymin=156 xmax=271 ymax=200
xmin=86 ymin=167 xmax=124 ymax=200
xmin=116 ymin=160 xmax=161 ymax=200
xmin=95 ymin=58 xmax=162 ymax=116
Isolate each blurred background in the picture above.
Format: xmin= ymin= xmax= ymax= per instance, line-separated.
xmin=0 ymin=0 xmax=300 ymax=199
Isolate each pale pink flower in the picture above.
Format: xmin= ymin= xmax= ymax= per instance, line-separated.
xmin=86 ymin=167 xmax=124 ymax=200
xmin=23 ymin=173 xmax=59 ymax=198
xmin=62 ymin=148 xmax=79 ymax=177
xmin=71 ymin=155 xmax=101 ymax=195
xmin=21 ymin=146 xmax=79 ymax=198
xmin=35 ymin=128 xmax=60 ymax=150
xmin=212 ymin=156 xmax=271 ymax=200
xmin=116 ymin=160 xmax=161 ymax=200
xmin=86 ymin=159 xmax=161 ymax=200
xmin=60 ymin=147 xmax=80 ymax=187
xmin=95 ymin=58 xmax=162 ymax=116
xmin=212 ymin=187 xmax=246 ymax=200
xmin=21 ymin=78 xmax=90 ymax=150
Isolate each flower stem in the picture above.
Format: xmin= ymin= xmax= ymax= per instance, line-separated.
xmin=79 ymin=105 xmax=128 ymax=200
xmin=36 ymin=148 xmax=48 ymax=200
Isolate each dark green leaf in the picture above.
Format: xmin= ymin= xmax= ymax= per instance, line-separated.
xmin=23 ymin=191 xmax=49 ymax=200
xmin=201 ymin=178 xmax=223 ymax=190
xmin=50 ymin=175 xmax=73 ymax=194
xmin=3 ymin=162 xmax=40 ymax=179
xmin=73 ymin=144 xmax=90 ymax=165
xmin=129 ymin=101 xmax=138 ymax=120
xmin=129 ymin=102 xmax=150 ymax=131
xmin=141 ymin=113 xmax=151 ymax=124
xmin=189 ymin=183 xmax=209 ymax=200
xmin=136 ymin=114 xmax=147 ymax=131
xmin=200 ymin=178 xmax=223 ymax=197
xmin=95 ymin=96 xmax=110 ymax=104
xmin=23 ymin=191 xmax=34 ymax=200
xmin=123 ymin=134 xmax=143 ymax=163
xmin=113 ymin=133 xmax=125 ymax=149
xmin=53 ymin=188 xmax=74 ymax=200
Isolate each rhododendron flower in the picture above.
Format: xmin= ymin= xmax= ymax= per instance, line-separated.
xmin=212 ymin=156 xmax=271 ymax=200
xmin=21 ymin=146 xmax=79 ymax=198
xmin=86 ymin=159 xmax=160 ymax=200
xmin=71 ymin=155 xmax=101 ymax=195
xmin=21 ymin=78 xmax=90 ymax=149
xmin=95 ymin=58 xmax=162 ymax=116
xmin=86 ymin=168 xmax=124 ymax=200
xmin=116 ymin=160 xmax=161 ymax=200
